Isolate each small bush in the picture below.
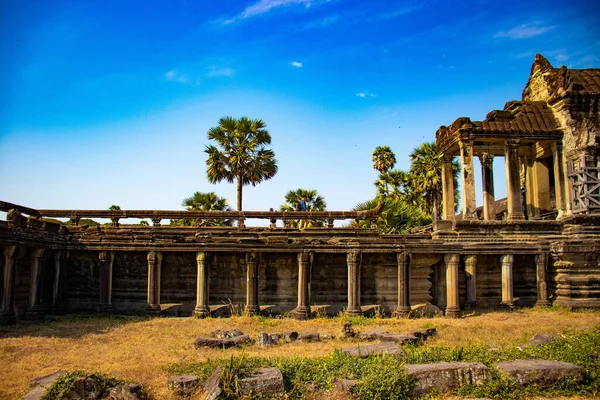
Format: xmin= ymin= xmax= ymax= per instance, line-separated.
xmin=42 ymin=371 xmax=124 ymax=400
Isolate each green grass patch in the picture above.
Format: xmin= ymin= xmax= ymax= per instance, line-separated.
xmin=42 ymin=371 xmax=126 ymax=400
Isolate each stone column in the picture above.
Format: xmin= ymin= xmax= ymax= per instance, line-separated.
xmin=500 ymin=254 xmax=514 ymax=307
xmin=147 ymin=251 xmax=163 ymax=316
xmin=293 ymin=252 xmax=312 ymax=319
xmin=245 ymin=252 xmax=260 ymax=316
xmin=505 ymin=139 xmax=525 ymax=220
xmin=393 ymin=252 xmax=410 ymax=317
xmin=460 ymin=139 xmax=477 ymax=219
xmin=98 ymin=251 xmax=114 ymax=314
xmin=480 ymin=153 xmax=496 ymax=221
xmin=346 ymin=251 xmax=362 ymax=316
xmin=444 ymin=254 xmax=460 ymax=317
xmin=25 ymin=248 xmax=46 ymax=320
xmin=535 ymin=253 xmax=551 ymax=307
xmin=464 ymin=255 xmax=477 ymax=308
xmin=193 ymin=252 xmax=210 ymax=317
xmin=0 ymin=246 xmax=17 ymax=325
xmin=442 ymin=154 xmax=456 ymax=221
xmin=552 ymin=141 xmax=568 ymax=217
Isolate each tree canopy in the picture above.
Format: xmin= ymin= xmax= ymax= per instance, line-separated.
xmin=170 ymin=191 xmax=233 ymax=227
xmin=280 ymin=188 xmax=326 ymax=228
xmin=205 ymin=116 xmax=278 ymax=211
xmin=372 ymin=145 xmax=397 ymax=174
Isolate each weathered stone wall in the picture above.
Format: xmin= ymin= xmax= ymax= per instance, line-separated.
xmin=311 ymin=253 xmax=347 ymax=315
xmin=13 ymin=250 xmax=31 ymax=319
xmin=112 ymin=252 xmax=147 ymax=314
xmin=476 ymin=255 xmax=502 ymax=307
xmin=64 ymin=252 xmax=100 ymax=313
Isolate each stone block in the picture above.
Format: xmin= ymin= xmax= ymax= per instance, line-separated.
xmin=167 ymin=375 xmax=200 ymax=394
xmin=284 ymin=331 xmax=299 ymax=342
xmin=238 ymin=368 xmax=284 ymax=396
xmin=298 ymin=332 xmax=320 ymax=342
xmin=194 ymin=334 xmax=250 ymax=349
xmin=333 ymin=379 xmax=359 ymax=393
xmin=199 ymin=367 xmax=223 ymax=400
xmin=406 ymin=327 xmax=437 ymax=339
xmin=107 ymin=384 xmax=143 ymax=400
xmin=517 ymin=333 xmax=560 ymax=350
xmin=29 ymin=370 xmax=68 ymax=389
xmin=341 ymin=342 xmax=405 ymax=358
xmin=496 ymin=360 xmax=583 ymax=387
xmin=358 ymin=328 xmax=388 ymax=340
xmin=379 ymin=333 xmax=419 ymax=344
xmin=409 ymin=303 xmax=443 ymax=318
xmin=404 ymin=362 xmax=490 ymax=395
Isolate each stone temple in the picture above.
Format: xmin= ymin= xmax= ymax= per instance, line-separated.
xmin=1 ymin=54 xmax=599 ymax=325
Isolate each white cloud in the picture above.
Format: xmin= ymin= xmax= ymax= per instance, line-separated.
xmin=207 ymin=67 xmax=235 ymax=77
xmin=290 ymin=61 xmax=303 ymax=68
xmin=494 ymin=21 xmax=555 ymax=39
xmin=356 ymin=92 xmax=366 ymax=98
xmin=164 ymin=70 xmax=189 ymax=84
xmin=223 ymin=0 xmax=326 ymax=24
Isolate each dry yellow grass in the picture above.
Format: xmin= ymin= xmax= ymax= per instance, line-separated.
xmin=1 ymin=307 xmax=599 ymax=399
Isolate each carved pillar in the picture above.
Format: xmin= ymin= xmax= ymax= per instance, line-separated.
xmin=500 ymin=254 xmax=515 ymax=307
xmin=25 ymin=248 xmax=46 ymax=320
xmin=98 ymin=251 xmax=114 ymax=314
xmin=552 ymin=141 xmax=569 ymax=217
xmin=464 ymin=255 xmax=477 ymax=308
xmin=0 ymin=246 xmax=17 ymax=325
xmin=444 ymin=254 xmax=460 ymax=317
xmin=245 ymin=252 xmax=260 ymax=316
xmin=505 ymin=139 xmax=525 ymax=220
xmin=192 ymin=252 xmax=210 ymax=317
xmin=293 ymin=252 xmax=312 ymax=319
xmin=147 ymin=251 xmax=163 ymax=316
xmin=346 ymin=251 xmax=362 ymax=316
xmin=49 ymin=251 xmax=66 ymax=315
xmin=535 ymin=253 xmax=550 ymax=307
xmin=460 ymin=139 xmax=477 ymax=219
xmin=480 ymin=153 xmax=496 ymax=221
xmin=393 ymin=252 xmax=410 ymax=317
xmin=441 ymin=154 xmax=456 ymax=220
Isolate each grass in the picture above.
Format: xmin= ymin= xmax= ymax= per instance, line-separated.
xmin=1 ymin=307 xmax=599 ymax=399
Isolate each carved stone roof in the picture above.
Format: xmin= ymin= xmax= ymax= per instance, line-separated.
xmin=436 ymin=100 xmax=561 ymax=153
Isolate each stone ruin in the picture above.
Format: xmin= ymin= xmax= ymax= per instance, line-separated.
xmin=1 ymin=54 xmax=599 ymax=325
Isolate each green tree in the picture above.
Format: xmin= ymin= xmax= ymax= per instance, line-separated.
xmin=372 ymin=145 xmax=397 ymax=174
xmin=205 ymin=116 xmax=278 ymax=211
xmin=108 ymin=205 xmax=121 ymax=210
xmin=408 ymin=142 xmax=459 ymax=220
xmin=280 ymin=189 xmax=326 ymax=228
xmin=352 ymin=197 xmax=431 ymax=234
xmin=171 ymin=191 xmax=233 ymax=227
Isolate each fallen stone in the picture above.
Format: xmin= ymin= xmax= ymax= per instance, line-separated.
xmin=229 ymin=329 xmax=244 ymax=338
xmin=341 ymin=342 xmax=405 ymax=358
xmin=404 ymin=362 xmax=490 ymax=395
xmin=333 ymin=379 xmax=359 ymax=393
xmin=379 ymin=333 xmax=419 ymax=344
xmin=406 ymin=327 xmax=437 ymax=339
xmin=258 ymin=332 xmax=271 ymax=346
xmin=339 ymin=321 xmax=356 ymax=338
xmin=284 ymin=331 xmax=299 ymax=342
xmin=107 ymin=383 xmax=143 ymax=400
xmin=496 ymin=360 xmax=583 ymax=387
xmin=358 ymin=328 xmax=388 ymax=340
xmin=321 ymin=333 xmax=334 ymax=340
xmin=409 ymin=303 xmax=443 ymax=318
xmin=194 ymin=334 xmax=250 ymax=349
xmin=517 ymin=333 xmax=560 ymax=350
xmin=238 ymin=368 xmax=284 ymax=396
xmin=269 ymin=333 xmax=283 ymax=343
xmin=298 ymin=332 xmax=320 ymax=342
xmin=167 ymin=375 xmax=200 ymax=394
xmin=199 ymin=367 xmax=223 ymax=400
xmin=23 ymin=370 xmax=69 ymax=400
xmin=210 ymin=329 xmax=228 ymax=339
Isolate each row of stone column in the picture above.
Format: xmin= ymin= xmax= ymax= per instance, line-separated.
xmin=1 ymin=246 xmax=66 ymax=325
xmin=443 ymin=139 xmax=568 ymax=221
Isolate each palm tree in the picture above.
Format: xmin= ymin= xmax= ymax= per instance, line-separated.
xmin=351 ymin=197 xmax=431 ymax=234
xmin=375 ymin=169 xmax=412 ymax=199
xmin=372 ymin=146 xmax=397 ymax=174
xmin=205 ymin=116 xmax=278 ymax=211
xmin=408 ymin=142 xmax=458 ymax=220
xmin=172 ymin=191 xmax=233 ymax=227
xmin=280 ymin=189 xmax=326 ymax=228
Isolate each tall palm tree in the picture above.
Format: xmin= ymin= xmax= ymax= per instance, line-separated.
xmin=205 ymin=116 xmax=278 ymax=211
xmin=408 ymin=142 xmax=459 ymax=220
xmin=172 ymin=191 xmax=233 ymax=227
xmin=375 ymin=169 xmax=412 ymax=199
xmin=280 ymin=189 xmax=326 ymax=228
xmin=372 ymin=146 xmax=397 ymax=174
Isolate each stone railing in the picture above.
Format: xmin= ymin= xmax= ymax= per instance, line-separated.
xmin=35 ymin=208 xmax=380 ymax=229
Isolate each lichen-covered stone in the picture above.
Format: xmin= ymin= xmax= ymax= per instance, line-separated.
xmin=496 ymin=360 xmax=583 ymax=387
xmin=404 ymin=362 xmax=490 ymax=395
xmin=341 ymin=342 xmax=405 ymax=358
xmin=238 ymin=368 xmax=284 ymax=396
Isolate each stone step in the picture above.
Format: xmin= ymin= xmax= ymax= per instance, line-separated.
xmin=496 ymin=360 xmax=583 ymax=387
xmin=404 ymin=362 xmax=490 ymax=395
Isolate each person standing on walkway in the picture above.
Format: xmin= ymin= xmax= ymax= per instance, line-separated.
xmin=298 ymin=196 xmax=308 ymax=229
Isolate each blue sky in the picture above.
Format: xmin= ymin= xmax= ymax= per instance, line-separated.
xmin=1 ymin=0 xmax=599 ymax=220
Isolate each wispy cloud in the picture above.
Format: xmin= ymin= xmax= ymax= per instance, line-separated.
xmin=164 ymin=70 xmax=189 ymax=84
xmin=290 ymin=61 xmax=303 ymax=68
xmin=207 ymin=66 xmax=235 ymax=77
xmin=356 ymin=91 xmax=376 ymax=98
xmin=494 ymin=21 xmax=555 ymax=39
xmin=223 ymin=0 xmax=326 ymax=24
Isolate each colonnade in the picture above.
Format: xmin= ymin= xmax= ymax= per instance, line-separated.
xmin=0 ymin=246 xmax=553 ymax=324
xmin=442 ymin=138 xmax=569 ymax=221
